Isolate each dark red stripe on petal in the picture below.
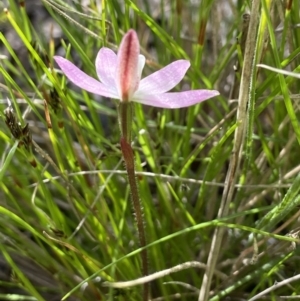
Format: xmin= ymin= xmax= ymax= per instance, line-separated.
xmin=117 ymin=30 xmax=140 ymax=101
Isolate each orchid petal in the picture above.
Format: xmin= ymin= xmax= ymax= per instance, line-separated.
xmin=138 ymin=54 xmax=146 ymax=80
xmin=54 ymin=56 xmax=118 ymax=98
xmin=95 ymin=48 xmax=118 ymax=90
xmin=116 ymin=29 xmax=140 ymax=101
xmin=138 ymin=60 xmax=190 ymax=94
xmin=133 ymin=89 xmax=220 ymax=109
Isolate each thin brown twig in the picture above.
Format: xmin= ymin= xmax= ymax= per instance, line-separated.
xmin=102 ymin=261 xmax=227 ymax=289
xmin=248 ymin=273 xmax=300 ymax=301
xmin=197 ymin=1 xmax=261 ymax=300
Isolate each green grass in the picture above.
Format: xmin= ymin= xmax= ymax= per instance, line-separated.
xmin=0 ymin=0 xmax=300 ymax=300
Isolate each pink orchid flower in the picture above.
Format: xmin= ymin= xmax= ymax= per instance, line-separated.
xmin=54 ymin=30 xmax=219 ymax=109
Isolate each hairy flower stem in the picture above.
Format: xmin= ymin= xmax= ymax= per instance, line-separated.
xmin=119 ymin=102 xmax=149 ymax=300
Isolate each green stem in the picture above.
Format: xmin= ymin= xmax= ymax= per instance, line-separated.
xmin=118 ymin=103 xmax=149 ymax=300
xmin=118 ymin=102 xmax=133 ymax=143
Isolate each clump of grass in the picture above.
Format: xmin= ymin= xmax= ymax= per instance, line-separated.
xmin=0 ymin=1 xmax=300 ymax=301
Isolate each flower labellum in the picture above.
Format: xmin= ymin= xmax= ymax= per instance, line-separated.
xmin=54 ymin=29 xmax=219 ymax=109
xmin=116 ymin=30 xmax=140 ymax=101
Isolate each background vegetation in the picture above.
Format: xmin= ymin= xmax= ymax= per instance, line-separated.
xmin=0 ymin=0 xmax=300 ymax=300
